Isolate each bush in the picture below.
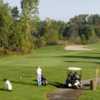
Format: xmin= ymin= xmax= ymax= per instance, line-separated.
xmin=45 ymin=32 xmax=59 ymax=45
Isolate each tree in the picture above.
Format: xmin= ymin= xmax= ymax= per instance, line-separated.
xmin=11 ymin=6 xmax=19 ymax=20
xmin=79 ymin=24 xmax=90 ymax=44
xmin=42 ymin=18 xmax=60 ymax=45
xmin=0 ymin=2 xmax=13 ymax=50
xmin=21 ymin=0 xmax=39 ymax=19
xmin=63 ymin=14 xmax=98 ymax=44
xmin=15 ymin=0 xmax=40 ymax=52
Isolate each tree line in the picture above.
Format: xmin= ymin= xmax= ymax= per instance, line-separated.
xmin=0 ymin=0 xmax=100 ymax=54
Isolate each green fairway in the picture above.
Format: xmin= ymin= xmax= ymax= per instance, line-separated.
xmin=0 ymin=43 xmax=100 ymax=100
xmin=79 ymin=86 xmax=100 ymax=100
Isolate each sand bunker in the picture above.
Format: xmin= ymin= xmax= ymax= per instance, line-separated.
xmin=64 ymin=45 xmax=92 ymax=51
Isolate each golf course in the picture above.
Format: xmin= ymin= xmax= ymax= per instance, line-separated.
xmin=1 ymin=0 xmax=100 ymax=100
xmin=0 ymin=42 xmax=100 ymax=100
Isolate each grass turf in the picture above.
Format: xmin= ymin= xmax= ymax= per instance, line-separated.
xmin=0 ymin=43 xmax=100 ymax=100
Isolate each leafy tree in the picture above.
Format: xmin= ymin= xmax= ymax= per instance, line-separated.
xmin=43 ymin=18 xmax=60 ymax=45
xmin=15 ymin=0 xmax=40 ymax=52
xmin=0 ymin=2 xmax=13 ymax=50
xmin=11 ymin=6 xmax=19 ymax=20
xmin=21 ymin=0 xmax=39 ymax=19
xmin=63 ymin=14 xmax=98 ymax=44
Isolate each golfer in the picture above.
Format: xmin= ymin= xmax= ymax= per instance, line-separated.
xmin=36 ymin=66 xmax=42 ymax=86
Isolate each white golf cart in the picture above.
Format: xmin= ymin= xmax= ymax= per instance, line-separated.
xmin=65 ymin=67 xmax=82 ymax=88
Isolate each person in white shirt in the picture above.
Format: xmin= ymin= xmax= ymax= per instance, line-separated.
xmin=4 ymin=79 xmax=12 ymax=91
xmin=36 ymin=67 xmax=42 ymax=86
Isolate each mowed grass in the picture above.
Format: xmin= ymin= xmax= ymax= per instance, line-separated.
xmin=0 ymin=43 xmax=100 ymax=100
xmin=79 ymin=86 xmax=100 ymax=100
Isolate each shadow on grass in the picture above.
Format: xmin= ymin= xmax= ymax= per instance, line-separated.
xmin=0 ymin=88 xmax=5 ymax=91
xmin=0 ymin=88 xmax=12 ymax=92
xmin=27 ymin=51 xmax=100 ymax=59
xmin=0 ymin=79 xmax=37 ymax=87
xmin=62 ymin=55 xmax=100 ymax=60
xmin=10 ymin=79 xmax=37 ymax=86
xmin=64 ymin=60 xmax=100 ymax=64
xmin=48 ymin=80 xmax=93 ymax=90
xmin=28 ymin=54 xmax=100 ymax=65
xmin=49 ymin=81 xmax=66 ymax=88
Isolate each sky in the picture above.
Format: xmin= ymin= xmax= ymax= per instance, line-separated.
xmin=4 ymin=0 xmax=100 ymax=21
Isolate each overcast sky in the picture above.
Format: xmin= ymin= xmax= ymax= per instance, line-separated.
xmin=4 ymin=0 xmax=100 ymax=21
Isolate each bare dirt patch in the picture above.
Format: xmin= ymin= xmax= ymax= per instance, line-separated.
xmin=47 ymin=79 xmax=100 ymax=100
xmin=64 ymin=45 xmax=92 ymax=51
xmin=47 ymin=88 xmax=83 ymax=100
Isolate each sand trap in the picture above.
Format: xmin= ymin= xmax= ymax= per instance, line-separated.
xmin=64 ymin=45 xmax=92 ymax=51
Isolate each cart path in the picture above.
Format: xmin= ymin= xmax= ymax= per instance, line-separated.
xmin=47 ymin=78 xmax=100 ymax=100
xmin=47 ymin=88 xmax=83 ymax=100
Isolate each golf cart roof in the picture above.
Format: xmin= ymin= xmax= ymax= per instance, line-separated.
xmin=68 ymin=67 xmax=82 ymax=71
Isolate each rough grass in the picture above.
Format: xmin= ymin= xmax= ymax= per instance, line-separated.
xmin=0 ymin=43 xmax=100 ymax=100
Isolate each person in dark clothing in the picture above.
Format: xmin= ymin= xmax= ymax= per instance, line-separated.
xmin=41 ymin=74 xmax=48 ymax=86
xmin=72 ymin=72 xmax=81 ymax=88
xmin=65 ymin=71 xmax=74 ymax=87
xmin=65 ymin=71 xmax=81 ymax=88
